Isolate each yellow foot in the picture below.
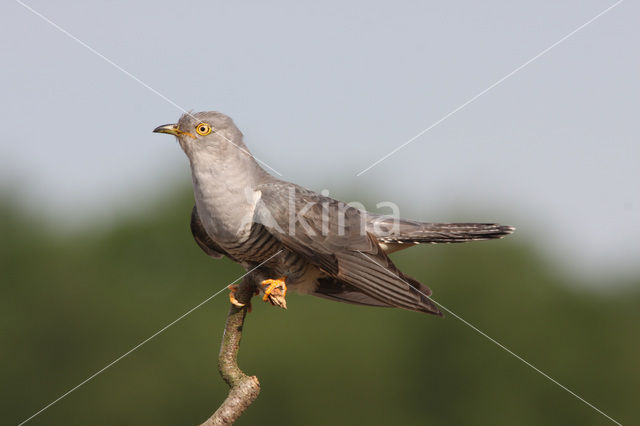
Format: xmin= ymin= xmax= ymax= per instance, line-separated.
xmin=260 ymin=277 xmax=287 ymax=309
xmin=228 ymin=284 xmax=247 ymax=308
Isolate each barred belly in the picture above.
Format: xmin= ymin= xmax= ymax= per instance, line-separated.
xmin=220 ymin=224 xmax=314 ymax=284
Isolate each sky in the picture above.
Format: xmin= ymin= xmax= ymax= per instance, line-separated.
xmin=1 ymin=0 xmax=638 ymax=281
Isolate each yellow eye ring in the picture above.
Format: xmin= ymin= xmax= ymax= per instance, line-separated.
xmin=195 ymin=123 xmax=212 ymax=136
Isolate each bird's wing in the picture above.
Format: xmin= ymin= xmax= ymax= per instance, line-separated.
xmin=190 ymin=205 xmax=226 ymax=259
xmin=312 ymin=277 xmax=394 ymax=307
xmin=255 ymin=183 xmax=441 ymax=315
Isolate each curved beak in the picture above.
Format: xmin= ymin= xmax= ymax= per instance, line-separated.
xmin=153 ymin=123 xmax=180 ymax=136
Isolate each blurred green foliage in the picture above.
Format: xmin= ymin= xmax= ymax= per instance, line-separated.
xmin=1 ymin=191 xmax=638 ymax=425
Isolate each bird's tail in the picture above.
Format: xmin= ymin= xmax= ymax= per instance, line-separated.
xmin=372 ymin=219 xmax=515 ymax=245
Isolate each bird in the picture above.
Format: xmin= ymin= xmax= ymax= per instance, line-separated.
xmin=154 ymin=111 xmax=514 ymax=316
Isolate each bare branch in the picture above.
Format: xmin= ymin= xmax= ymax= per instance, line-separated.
xmin=201 ymin=277 xmax=260 ymax=426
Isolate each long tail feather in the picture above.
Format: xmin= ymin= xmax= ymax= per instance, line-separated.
xmin=372 ymin=219 xmax=515 ymax=244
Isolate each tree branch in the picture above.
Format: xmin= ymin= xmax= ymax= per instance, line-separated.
xmin=201 ymin=277 xmax=260 ymax=426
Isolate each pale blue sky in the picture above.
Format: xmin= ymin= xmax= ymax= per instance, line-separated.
xmin=1 ymin=0 xmax=638 ymax=280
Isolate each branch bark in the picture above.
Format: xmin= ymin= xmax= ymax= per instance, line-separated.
xmin=201 ymin=277 xmax=260 ymax=426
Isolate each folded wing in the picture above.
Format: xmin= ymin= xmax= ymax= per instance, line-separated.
xmin=255 ymin=183 xmax=441 ymax=315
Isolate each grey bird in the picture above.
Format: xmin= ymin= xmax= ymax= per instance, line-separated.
xmin=154 ymin=111 xmax=514 ymax=315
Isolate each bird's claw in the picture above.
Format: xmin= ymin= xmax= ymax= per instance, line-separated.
xmin=228 ymin=284 xmax=251 ymax=311
xmin=260 ymin=277 xmax=287 ymax=309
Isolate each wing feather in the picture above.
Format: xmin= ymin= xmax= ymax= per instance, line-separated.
xmin=255 ymin=183 xmax=441 ymax=315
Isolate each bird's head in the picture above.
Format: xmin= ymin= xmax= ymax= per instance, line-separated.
xmin=153 ymin=111 xmax=245 ymax=159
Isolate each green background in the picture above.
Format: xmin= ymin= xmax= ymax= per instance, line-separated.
xmin=2 ymin=191 xmax=637 ymax=425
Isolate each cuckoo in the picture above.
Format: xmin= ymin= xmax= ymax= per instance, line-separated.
xmin=154 ymin=111 xmax=514 ymax=315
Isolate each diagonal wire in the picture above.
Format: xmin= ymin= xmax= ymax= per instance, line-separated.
xmin=356 ymin=250 xmax=622 ymax=425
xmin=13 ymin=0 xmax=283 ymax=177
xmin=356 ymin=0 xmax=625 ymax=176
xmin=17 ymin=250 xmax=283 ymax=426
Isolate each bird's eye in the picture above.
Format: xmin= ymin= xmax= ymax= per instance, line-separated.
xmin=196 ymin=123 xmax=212 ymax=136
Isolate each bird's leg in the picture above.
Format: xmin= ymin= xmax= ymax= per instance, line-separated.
xmin=259 ymin=277 xmax=287 ymax=309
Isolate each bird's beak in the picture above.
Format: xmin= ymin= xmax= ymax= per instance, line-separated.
xmin=153 ymin=123 xmax=196 ymax=138
xmin=153 ymin=123 xmax=180 ymax=136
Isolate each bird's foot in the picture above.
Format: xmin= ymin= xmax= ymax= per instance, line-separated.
xmin=228 ymin=284 xmax=251 ymax=311
xmin=260 ymin=277 xmax=287 ymax=309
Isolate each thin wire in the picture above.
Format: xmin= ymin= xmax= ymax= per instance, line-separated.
xmin=356 ymin=250 xmax=622 ymax=425
xmin=356 ymin=0 xmax=625 ymax=176
xmin=17 ymin=250 xmax=283 ymax=426
xmin=13 ymin=0 xmax=283 ymax=177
